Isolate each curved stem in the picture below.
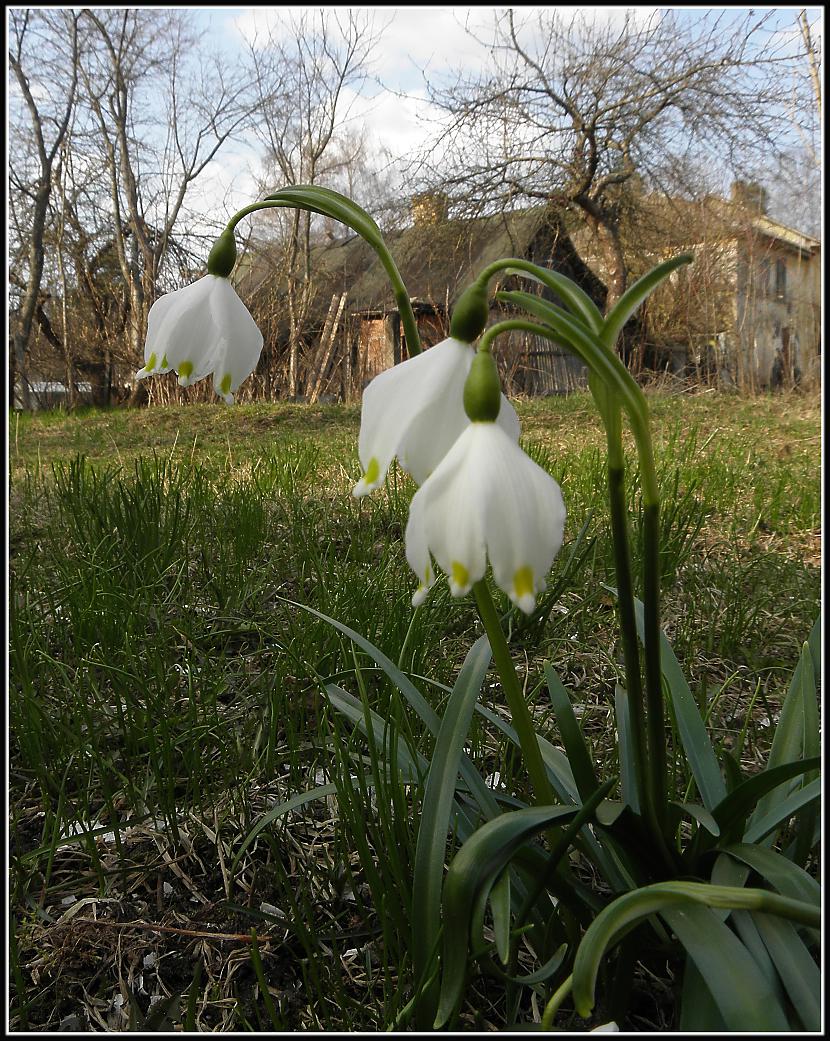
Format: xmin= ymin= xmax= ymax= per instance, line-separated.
xmin=476 ymin=257 xmax=605 ymax=332
xmin=472 ymin=581 xmax=554 ymax=808
xmin=541 ymin=972 xmax=574 ymax=1031
xmin=225 ymin=197 xmax=421 ymax=356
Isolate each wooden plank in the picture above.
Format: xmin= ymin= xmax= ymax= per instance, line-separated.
xmin=308 ymin=292 xmax=347 ymax=404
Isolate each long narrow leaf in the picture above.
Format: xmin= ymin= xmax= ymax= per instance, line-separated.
xmin=571 ymin=881 xmax=819 ymax=1020
xmin=435 ymin=804 xmax=582 ymax=1028
xmin=601 ymin=254 xmax=694 ymax=348
xmin=412 ymin=635 xmax=491 ymax=1026
xmin=753 ymin=912 xmax=821 ymax=1031
xmin=631 ymin=596 xmax=726 ymax=809
xmin=661 ymin=905 xmax=789 ymax=1031
xmin=327 ymin=683 xmax=427 ymax=779
xmin=501 ymin=263 xmax=604 ymax=331
xmin=274 ymin=595 xmax=501 ymax=820
xmin=679 ymin=960 xmax=727 ymax=1032
xmin=708 ymin=756 xmax=820 ymax=844
xmin=750 ymin=641 xmax=815 ymax=834
xmin=742 ymin=778 xmax=821 ymax=845
xmin=720 ymin=843 xmax=821 ymax=910
xmin=545 ymin=663 xmax=599 ymax=800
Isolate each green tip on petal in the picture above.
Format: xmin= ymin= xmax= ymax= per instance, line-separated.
xmin=161 ymin=353 xmax=168 ymax=369
xmin=220 ymin=372 xmax=232 ymax=396
xmin=178 ymin=360 xmax=194 ymax=380
xmin=146 ymin=352 xmax=157 ymax=372
xmin=450 ymin=561 xmax=470 ymax=592
xmin=512 ymin=566 xmax=537 ymax=613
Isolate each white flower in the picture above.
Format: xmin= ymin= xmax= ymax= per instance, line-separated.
xmin=352 ymin=337 xmax=520 ymax=496
xmin=136 ymin=275 xmax=263 ymax=404
xmin=405 ymin=421 xmax=566 ymax=613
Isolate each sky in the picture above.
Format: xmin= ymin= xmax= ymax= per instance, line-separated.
xmin=181 ymin=5 xmax=822 ymax=231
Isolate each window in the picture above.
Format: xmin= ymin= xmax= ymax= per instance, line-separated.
xmin=775 ymin=258 xmax=787 ymax=300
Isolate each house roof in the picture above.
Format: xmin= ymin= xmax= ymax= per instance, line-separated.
xmin=234 ymin=205 xmax=591 ymax=323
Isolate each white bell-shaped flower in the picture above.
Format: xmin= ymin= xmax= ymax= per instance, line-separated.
xmin=352 ymin=337 xmax=520 ymax=496
xmin=405 ymin=420 xmax=566 ymax=613
xmin=136 ymin=275 xmax=263 ymax=404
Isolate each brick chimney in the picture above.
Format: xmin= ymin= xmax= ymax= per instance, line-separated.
xmin=730 ymin=179 xmax=768 ymax=215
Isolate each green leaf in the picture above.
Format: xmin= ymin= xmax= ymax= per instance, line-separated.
xmin=721 ymin=844 xmax=821 ymax=911
xmin=274 ymin=595 xmax=501 ymax=821
xmin=600 ymin=254 xmax=693 ymax=348
xmin=326 ymin=683 xmax=427 ymax=780
xmin=742 ymin=778 xmax=821 ymax=845
xmin=661 ymin=904 xmax=789 ymax=1031
xmin=750 ymin=640 xmax=816 ymax=838
xmin=412 ymin=635 xmax=491 ymax=1026
xmin=708 ymin=757 xmax=820 ymax=845
xmin=679 ymin=960 xmax=727 ymax=1032
xmin=489 ymin=868 xmax=512 ymax=965
xmin=545 ymin=664 xmax=599 ymax=800
xmin=570 ymin=881 xmax=819 ymax=1021
xmin=472 ymin=702 xmax=578 ymax=802
xmin=435 ymin=804 xmax=582 ymax=1028
xmin=631 ymin=597 xmax=727 ymax=810
xmin=496 ymin=944 xmax=568 ymax=986
xmin=753 ymin=912 xmax=821 ymax=1031
xmin=730 ymin=910 xmax=785 ymax=1002
xmin=231 ymin=782 xmax=352 ymax=874
xmin=669 ymin=801 xmax=720 ymax=836
xmin=501 ymin=263 xmax=604 ymax=332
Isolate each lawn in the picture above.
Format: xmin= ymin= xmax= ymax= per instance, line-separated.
xmin=8 ymin=388 xmax=820 ymax=1031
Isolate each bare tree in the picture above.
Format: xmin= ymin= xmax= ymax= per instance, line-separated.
xmin=76 ymin=8 xmax=258 ymax=396
xmin=416 ymin=8 xmax=816 ymax=312
xmin=9 ymin=9 xmax=80 ymax=408
xmin=244 ymin=9 xmax=382 ymax=398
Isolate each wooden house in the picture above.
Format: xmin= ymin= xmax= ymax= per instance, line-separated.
xmin=572 ymin=181 xmax=821 ymax=390
xmin=235 ymin=197 xmax=607 ymax=400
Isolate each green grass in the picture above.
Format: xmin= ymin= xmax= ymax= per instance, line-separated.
xmin=8 ymin=389 xmax=820 ymax=1030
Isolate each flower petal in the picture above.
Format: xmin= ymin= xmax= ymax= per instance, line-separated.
xmin=145 ymin=276 xmax=216 ymax=381
xmin=404 ymin=486 xmax=435 ymax=606
xmin=475 ymin=425 xmax=566 ymax=613
xmin=354 ymin=337 xmax=473 ymax=496
xmin=418 ymin=425 xmax=488 ymax=596
xmin=207 ymin=278 xmax=264 ymax=403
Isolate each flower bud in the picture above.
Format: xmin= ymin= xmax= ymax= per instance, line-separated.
xmin=463 ymin=350 xmax=502 ymax=422
xmin=449 ymin=281 xmax=489 ymax=343
xmin=207 ymin=229 xmax=237 ymax=278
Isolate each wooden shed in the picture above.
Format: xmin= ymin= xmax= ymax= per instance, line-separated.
xmin=234 ymin=199 xmax=607 ymax=400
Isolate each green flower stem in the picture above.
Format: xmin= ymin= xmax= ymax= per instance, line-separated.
xmin=472 ymin=582 xmax=555 ymax=808
xmin=642 ymin=503 xmax=666 ymax=826
xmin=225 ymin=199 xmax=421 ymax=356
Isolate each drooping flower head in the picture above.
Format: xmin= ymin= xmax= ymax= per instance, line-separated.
xmin=405 ymin=350 xmax=566 ymax=613
xmin=136 ymin=229 xmax=263 ymax=404
xmin=352 ymin=337 xmax=520 ymax=496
